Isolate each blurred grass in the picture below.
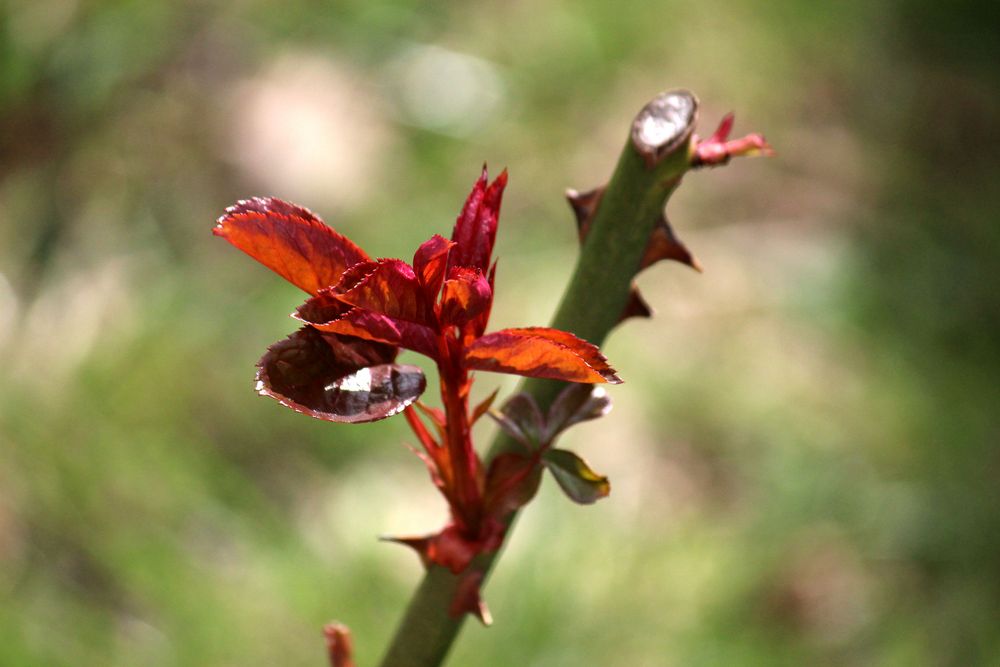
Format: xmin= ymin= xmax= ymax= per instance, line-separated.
xmin=1 ymin=0 xmax=998 ymax=665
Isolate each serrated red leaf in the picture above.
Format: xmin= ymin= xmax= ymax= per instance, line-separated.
xmin=465 ymin=327 xmax=622 ymax=384
xmin=214 ymin=197 xmax=369 ymax=295
xmin=255 ymin=327 xmax=425 ymax=423
xmin=449 ymin=167 xmax=507 ymax=273
xmin=439 ymin=266 xmax=492 ymax=327
xmin=333 ymin=259 xmax=434 ymax=326
xmin=295 ymin=291 xmax=438 ymax=358
xmin=413 ymin=234 xmax=454 ymax=300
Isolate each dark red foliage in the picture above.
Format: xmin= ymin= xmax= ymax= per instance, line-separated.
xmin=215 ymin=167 xmax=622 ymax=595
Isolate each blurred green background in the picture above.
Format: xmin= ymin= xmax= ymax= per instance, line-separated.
xmin=2 ymin=0 xmax=998 ymax=665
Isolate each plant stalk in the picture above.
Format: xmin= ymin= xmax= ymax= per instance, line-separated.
xmin=378 ymin=90 xmax=701 ymax=667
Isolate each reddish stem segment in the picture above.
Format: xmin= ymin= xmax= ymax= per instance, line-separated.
xmin=436 ymin=333 xmax=482 ymax=535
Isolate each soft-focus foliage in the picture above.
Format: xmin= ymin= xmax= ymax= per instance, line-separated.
xmin=1 ymin=0 xmax=998 ymax=665
xmin=215 ymin=170 xmax=619 ymax=585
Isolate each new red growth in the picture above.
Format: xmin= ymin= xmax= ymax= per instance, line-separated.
xmin=214 ymin=167 xmax=621 ymax=577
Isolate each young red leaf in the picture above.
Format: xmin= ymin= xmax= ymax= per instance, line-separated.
xmin=483 ymin=452 xmax=543 ymax=519
xmin=542 ymin=448 xmax=610 ymax=504
xmin=334 ymin=259 xmax=434 ymax=326
xmin=256 ymin=327 xmax=425 ymax=423
xmin=295 ymin=291 xmax=438 ymax=358
xmin=403 ymin=406 xmax=438 ymax=452
xmin=438 ymin=267 xmax=492 ymax=327
xmin=470 ymin=260 xmax=498 ymax=339
xmin=465 ymin=327 xmax=622 ymax=384
xmin=412 ymin=234 xmax=454 ymax=299
xmin=470 ymin=388 xmax=499 ymax=425
xmin=214 ymin=197 xmax=369 ymax=295
xmin=403 ymin=406 xmax=449 ymax=490
xmin=449 ymin=167 xmax=507 ymax=273
xmin=693 ymin=113 xmax=775 ymax=167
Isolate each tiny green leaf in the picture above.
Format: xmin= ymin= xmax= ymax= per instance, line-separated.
xmin=545 ymin=384 xmax=612 ymax=441
xmin=542 ymin=449 xmax=610 ymax=504
xmin=488 ymin=392 xmax=545 ymax=447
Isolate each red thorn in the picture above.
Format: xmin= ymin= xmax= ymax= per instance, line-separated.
xmin=619 ymin=287 xmax=653 ymax=323
xmin=381 ymin=535 xmax=433 ymax=568
xmin=449 ymin=570 xmax=492 ymax=625
xmin=324 ymin=623 xmax=355 ymax=667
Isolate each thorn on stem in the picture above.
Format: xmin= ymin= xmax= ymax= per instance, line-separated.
xmin=324 ymin=623 xmax=355 ymax=667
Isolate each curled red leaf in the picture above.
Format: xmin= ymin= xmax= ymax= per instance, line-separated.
xmin=449 ymin=167 xmax=507 ymax=273
xmin=256 ymin=327 xmax=425 ymax=423
xmin=413 ymin=234 xmax=455 ymax=300
xmin=438 ymin=267 xmax=492 ymax=327
xmin=214 ymin=197 xmax=369 ymax=295
xmin=465 ymin=327 xmax=623 ymax=384
xmin=295 ymin=291 xmax=438 ymax=358
xmin=334 ymin=259 xmax=434 ymax=326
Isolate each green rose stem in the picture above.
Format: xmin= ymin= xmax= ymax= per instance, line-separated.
xmin=378 ymin=90 xmax=701 ymax=667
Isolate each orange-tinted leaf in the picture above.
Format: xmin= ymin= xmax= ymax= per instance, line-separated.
xmin=295 ymin=290 xmax=438 ymax=358
xmin=470 ymin=388 xmax=499 ymax=424
xmin=414 ymin=400 xmax=447 ymax=430
xmin=413 ymin=234 xmax=454 ymax=299
xmin=214 ymin=197 xmax=369 ymax=295
xmin=449 ymin=167 xmax=507 ymax=273
xmin=334 ymin=259 xmax=434 ymax=326
xmin=439 ymin=267 xmax=492 ymax=327
xmin=256 ymin=327 xmax=425 ymax=423
xmin=465 ymin=327 xmax=622 ymax=384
